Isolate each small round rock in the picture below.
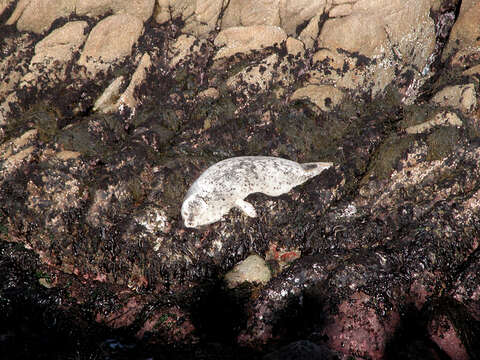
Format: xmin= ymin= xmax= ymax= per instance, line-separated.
xmin=224 ymin=254 xmax=271 ymax=289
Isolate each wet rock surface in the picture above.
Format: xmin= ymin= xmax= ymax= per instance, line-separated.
xmin=1 ymin=0 xmax=480 ymax=358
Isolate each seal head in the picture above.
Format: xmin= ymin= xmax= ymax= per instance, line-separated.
xmin=181 ymin=195 xmax=212 ymax=228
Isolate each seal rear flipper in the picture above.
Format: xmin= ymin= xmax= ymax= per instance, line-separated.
xmin=301 ymin=162 xmax=333 ymax=176
xmin=235 ymin=199 xmax=257 ymax=217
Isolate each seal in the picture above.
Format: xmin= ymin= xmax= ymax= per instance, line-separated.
xmin=181 ymin=156 xmax=332 ymax=228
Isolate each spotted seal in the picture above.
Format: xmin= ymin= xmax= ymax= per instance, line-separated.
xmin=181 ymin=156 xmax=332 ymax=228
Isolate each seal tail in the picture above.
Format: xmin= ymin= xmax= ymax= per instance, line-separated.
xmin=300 ymin=162 xmax=333 ymax=177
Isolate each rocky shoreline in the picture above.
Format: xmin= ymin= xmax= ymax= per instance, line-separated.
xmin=1 ymin=0 xmax=480 ymax=358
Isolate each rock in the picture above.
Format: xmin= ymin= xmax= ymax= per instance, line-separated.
xmin=312 ymin=48 xmax=348 ymax=69
xmin=285 ymin=37 xmax=304 ymax=57
xmin=16 ymin=0 xmax=76 ymax=34
xmin=443 ymin=0 xmax=480 ymax=62
xmin=323 ymin=292 xmax=400 ymax=360
xmin=453 ymin=250 xmax=480 ymax=320
xmin=55 ymin=150 xmax=82 ymax=160
xmin=224 ymin=254 xmax=271 ymax=289
xmin=154 ymin=0 xmax=194 ymax=25
xmin=329 ymin=3 xmax=353 ymax=17
xmin=77 ymin=14 xmax=144 ymax=75
xmin=405 ymin=111 xmax=463 ymax=134
xmin=263 ymin=340 xmax=338 ymax=360
xmin=220 ymin=0 xmax=281 ymax=29
xmin=317 ymin=0 xmax=436 ymax=96
xmin=0 ymin=93 xmax=18 ymax=126
xmin=155 ymin=0 xmax=223 ymax=38
xmin=0 ymin=0 xmax=15 ymax=19
xmin=463 ymin=63 xmax=480 ymax=76
xmin=279 ymin=0 xmax=328 ymax=36
xmin=226 ymin=53 xmax=290 ymax=94
xmin=117 ymin=53 xmax=152 ymax=111
xmin=0 ymin=129 xmax=38 ymax=160
xmin=430 ymin=83 xmax=477 ymax=113
xmin=0 ymin=33 xmax=34 ymax=102
xmin=298 ymin=14 xmax=321 ymax=49
xmin=0 ymin=129 xmax=37 ymax=174
xmin=318 ymin=0 xmax=433 ymax=56
xmin=427 ymin=304 xmax=471 ymax=360
xmin=19 ymin=20 xmax=89 ymax=88
xmin=93 ymin=76 xmax=125 ymax=113
xmin=197 ymin=87 xmax=219 ymax=100
xmin=30 ymin=21 xmax=88 ymax=65
xmin=76 ymin=0 xmax=155 ymax=22
xmin=214 ymin=25 xmax=287 ymax=59
xmin=5 ymin=0 xmax=33 ymax=26
xmin=308 ymin=49 xmax=371 ymax=93
xmin=169 ymin=34 xmax=205 ymax=67
xmin=290 ymin=84 xmax=344 ymax=112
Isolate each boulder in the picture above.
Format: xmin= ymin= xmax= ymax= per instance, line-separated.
xmin=77 ymin=14 xmax=144 ymax=75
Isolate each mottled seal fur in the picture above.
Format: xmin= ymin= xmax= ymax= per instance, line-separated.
xmin=181 ymin=156 xmax=332 ymax=228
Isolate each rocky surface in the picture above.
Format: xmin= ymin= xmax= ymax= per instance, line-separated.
xmin=1 ymin=0 xmax=480 ymax=358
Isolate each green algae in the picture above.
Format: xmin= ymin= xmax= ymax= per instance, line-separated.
xmin=426 ymin=126 xmax=460 ymax=161
xmin=368 ymin=134 xmax=415 ymax=180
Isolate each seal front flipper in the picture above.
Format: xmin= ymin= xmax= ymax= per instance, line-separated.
xmin=235 ymin=199 xmax=257 ymax=218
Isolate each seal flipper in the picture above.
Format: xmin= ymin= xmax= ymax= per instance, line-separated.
xmin=300 ymin=162 xmax=333 ymax=176
xmin=235 ymin=199 xmax=257 ymax=217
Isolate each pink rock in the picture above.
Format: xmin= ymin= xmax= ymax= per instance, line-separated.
xmin=323 ymin=292 xmax=400 ymax=359
xmin=428 ymin=314 xmax=469 ymax=360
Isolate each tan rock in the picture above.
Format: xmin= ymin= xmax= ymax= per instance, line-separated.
xmin=463 ymin=64 xmax=480 ymax=77
xmin=298 ymin=14 xmax=320 ymax=49
xmin=221 ymin=0 xmax=281 ymax=28
xmin=117 ymin=53 xmax=152 ymax=110
xmin=329 ymin=3 xmax=353 ymax=17
xmin=16 ymin=0 xmax=75 ymax=34
xmin=155 ymin=0 xmax=223 ymax=38
xmin=309 ymin=49 xmax=364 ymax=90
xmin=224 ymin=254 xmax=271 ymax=289
xmin=154 ymin=0 xmax=195 ymax=25
xmin=290 ymin=84 xmax=344 ymax=112
xmin=78 ymin=14 xmax=144 ymax=75
xmin=55 ymin=150 xmax=82 ymax=160
xmin=1 ymin=0 xmax=15 ymax=19
xmin=214 ymin=25 xmax=287 ymax=59
xmin=30 ymin=21 xmax=88 ymax=66
xmin=226 ymin=53 xmax=291 ymax=93
xmin=169 ymin=34 xmax=204 ymax=67
xmin=2 ymin=146 xmax=35 ymax=172
xmin=76 ymin=0 xmax=155 ymax=22
xmin=319 ymin=0 xmax=435 ymax=59
xmin=0 ymin=129 xmax=38 ymax=174
xmin=197 ymin=87 xmax=219 ymax=100
xmin=183 ymin=0 xmax=224 ymax=37
xmin=405 ymin=111 xmax=463 ymax=134
xmin=279 ymin=0 xmax=329 ymax=35
xmin=5 ymin=0 xmax=30 ymax=25
xmin=443 ymin=0 xmax=480 ymax=60
xmin=93 ymin=76 xmax=125 ymax=113
xmin=431 ymin=84 xmax=477 ymax=113
xmin=286 ymin=37 xmax=305 ymax=56
xmin=315 ymin=0 xmax=436 ymax=98
xmin=312 ymin=48 xmax=347 ymax=69
xmin=0 ymin=93 xmax=18 ymax=126
xmin=0 ymin=34 xmax=34 ymax=99
xmin=449 ymin=49 xmax=480 ymax=69
xmin=0 ymin=129 xmax=38 ymax=160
